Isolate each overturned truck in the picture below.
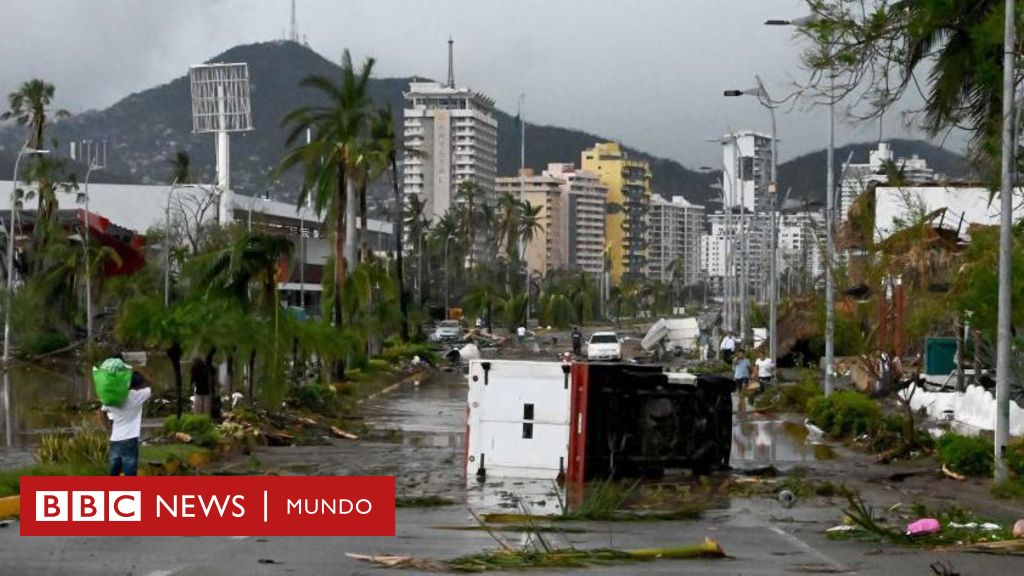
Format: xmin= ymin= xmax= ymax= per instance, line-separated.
xmin=465 ymin=360 xmax=734 ymax=489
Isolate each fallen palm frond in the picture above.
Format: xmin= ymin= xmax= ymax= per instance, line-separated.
xmin=479 ymin=503 xmax=707 ymax=523
xmin=433 ymin=524 xmax=589 ymax=534
xmin=949 ymin=539 xmax=1024 ymax=556
xmin=346 ymin=538 xmax=726 ymax=572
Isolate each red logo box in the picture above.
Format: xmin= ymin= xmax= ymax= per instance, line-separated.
xmin=20 ymin=476 xmax=395 ymax=536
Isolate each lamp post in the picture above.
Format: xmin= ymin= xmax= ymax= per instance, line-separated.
xmin=443 ymin=234 xmax=455 ymax=320
xmin=4 ymin=147 xmax=50 ymax=364
xmin=994 ymin=0 xmax=1016 ymax=483
xmin=80 ymin=156 xmax=103 ymax=351
xmin=724 ymin=74 xmax=779 ymax=371
xmin=767 ymin=15 xmax=834 ymax=395
xmin=247 ymin=191 xmax=270 ymax=232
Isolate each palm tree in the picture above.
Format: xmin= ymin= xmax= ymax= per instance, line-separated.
xmin=403 ymin=193 xmax=430 ymax=306
xmin=167 ymin=151 xmax=193 ymax=184
xmin=279 ymin=50 xmax=376 ymax=378
xmin=455 ymin=180 xmax=482 ymax=268
xmin=2 ymin=79 xmax=68 ymax=150
xmin=370 ymin=107 xmax=410 ymax=341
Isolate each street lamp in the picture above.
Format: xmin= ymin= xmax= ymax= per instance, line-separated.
xmin=767 ymin=14 xmax=835 ymax=396
xmin=443 ymin=234 xmax=455 ymax=320
xmin=78 ymin=151 xmax=104 ymax=351
xmin=724 ymin=75 xmax=780 ymax=373
xmin=4 ymin=147 xmax=51 ymax=365
xmin=247 ymin=191 xmax=270 ymax=232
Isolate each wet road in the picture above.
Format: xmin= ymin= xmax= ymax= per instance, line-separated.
xmin=3 ymin=365 xmax=1024 ymax=574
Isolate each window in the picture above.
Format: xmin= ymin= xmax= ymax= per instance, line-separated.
xmin=522 ymin=423 xmax=534 ymax=439
xmin=523 ymin=403 xmax=534 ymax=420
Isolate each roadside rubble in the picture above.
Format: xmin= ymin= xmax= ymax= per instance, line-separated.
xmin=347 ymin=538 xmax=727 ymax=572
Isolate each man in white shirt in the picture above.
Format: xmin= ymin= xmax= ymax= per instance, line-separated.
xmin=102 ymin=371 xmax=151 ymax=476
xmin=754 ymin=351 xmax=775 ymax=391
xmin=720 ymin=333 xmax=737 ymax=364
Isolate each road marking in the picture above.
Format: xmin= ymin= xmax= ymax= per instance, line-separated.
xmin=769 ymin=525 xmax=855 ymax=574
xmin=143 ymin=570 xmax=177 ymax=576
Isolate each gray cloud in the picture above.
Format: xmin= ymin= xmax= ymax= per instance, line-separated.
xmin=0 ymin=0 xmax=962 ymax=172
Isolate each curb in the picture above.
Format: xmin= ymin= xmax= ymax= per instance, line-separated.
xmin=0 ymin=495 xmax=19 ymax=520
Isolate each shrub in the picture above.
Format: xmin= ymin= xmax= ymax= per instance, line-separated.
xmin=380 ymin=342 xmax=438 ymax=365
xmin=36 ymin=423 xmax=109 ymax=466
xmin=1006 ymin=439 xmax=1024 ymax=479
xmin=19 ymin=330 xmax=70 ymax=358
xmin=937 ymin=434 xmax=994 ymax=477
xmin=808 ymin=391 xmax=881 ymax=438
xmin=162 ymin=414 xmax=221 ymax=448
xmin=754 ymin=370 xmax=823 ymax=413
xmin=689 ymin=360 xmax=730 ymax=376
xmin=287 ymin=382 xmax=338 ymax=415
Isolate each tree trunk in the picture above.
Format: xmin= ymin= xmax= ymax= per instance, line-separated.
xmin=167 ymin=342 xmax=183 ymax=420
xmin=205 ymin=349 xmax=219 ymax=421
xmin=392 ymin=156 xmax=409 ymax=343
xmin=359 ymin=182 xmax=368 ymax=264
xmin=333 ymin=165 xmax=348 ymax=381
xmin=248 ymin=350 xmax=256 ymax=403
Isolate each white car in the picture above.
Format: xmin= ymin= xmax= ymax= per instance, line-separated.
xmin=586 ymin=331 xmax=622 ymax=361
xmin=432 ymin=320 xmax=463 ymax=341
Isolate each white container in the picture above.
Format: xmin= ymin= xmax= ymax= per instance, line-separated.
xmin=466 ymin=359 xmax=571 ymax=479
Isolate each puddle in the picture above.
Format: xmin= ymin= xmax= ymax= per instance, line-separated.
xmin=1 ymin=356 xmax=176 ymax=449
xmin=730 ymin=418 xmax=835 ymax=464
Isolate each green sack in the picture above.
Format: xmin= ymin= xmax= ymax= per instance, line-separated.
xmin=93 ymin=358 xmax=132 ymax=407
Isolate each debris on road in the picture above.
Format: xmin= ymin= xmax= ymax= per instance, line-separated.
xmin=906 ymin=518 xmax=941 ymax=537
xmin=330 ymin=426 xmax=358 ymax=440
xmin=347 ymin=538 xmax=727 ymax=572
xmin=1014 ymin=519 xmax=1024 ymax=539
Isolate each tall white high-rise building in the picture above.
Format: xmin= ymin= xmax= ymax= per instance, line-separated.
xmin=402 ymin=78 xmax=498 ymax=222
xmin=647 ymin=195 xmax=704 ymax=286
xmin=720 ymin=130 xmax=774 ymax=212
xmin=545 ymin=163 xmax=607 ymax=275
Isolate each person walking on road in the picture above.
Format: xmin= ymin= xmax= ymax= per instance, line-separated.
xmin=732 ymin=349 xmax=751 ymax=393
xmin=721 ymin=332 xmax=737 ymax=364
xmin=103 ymin=371 xmax=151 ymax=477
xmin=754 ymin=350 xmax=774 ymax=393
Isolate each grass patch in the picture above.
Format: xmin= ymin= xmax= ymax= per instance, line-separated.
xmin=0 ymin=462 xmax=107 ymax=497
xmin=396 ymin=495 xmax=455 ymax=508
xmin=992 ymin=479 xmax=1024 ymax=500
xmin=808 ymin=390 xmax=881 ymax=438
xmin=140 ymin=444 xmax=210 ymax=463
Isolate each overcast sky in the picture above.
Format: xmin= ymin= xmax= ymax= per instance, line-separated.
xmin=1 ymin=0 xmax=960 ymax=168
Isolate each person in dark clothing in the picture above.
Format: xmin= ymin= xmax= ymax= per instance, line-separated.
xmin=190 ymin=359 xmax=211 ymax=416
xmin=571 ymin=327 xmax=583 ymax=356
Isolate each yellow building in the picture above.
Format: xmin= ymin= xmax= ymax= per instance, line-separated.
xmin=581 ymin=142 xmax=652 ymax=284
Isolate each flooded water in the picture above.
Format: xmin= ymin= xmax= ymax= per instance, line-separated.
xmin=731 ymin=418 xmax=836 ymax=465
xmin=0 ymin=354 xmax=176 ymax=449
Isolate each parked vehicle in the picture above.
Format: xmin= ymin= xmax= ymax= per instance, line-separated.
xmin=586 ymin=331 xmax=622 ymax=361
xmin=432 ymin=320 xmax=463 ymax=341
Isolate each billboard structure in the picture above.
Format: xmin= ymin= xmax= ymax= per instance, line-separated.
xmin=188 ymin=63 xmax=254 ymax=225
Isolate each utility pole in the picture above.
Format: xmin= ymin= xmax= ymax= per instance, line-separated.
xmin=824 ymin=72 xmax=836 ymax=396
xmin=994 ymin=0 xmax=1016 ymax=483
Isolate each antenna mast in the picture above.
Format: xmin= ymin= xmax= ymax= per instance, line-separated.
xmin=447 ymin=36 xmax=455 ymax=88
xmin=289 ymin=0 xmax=299 ymax=42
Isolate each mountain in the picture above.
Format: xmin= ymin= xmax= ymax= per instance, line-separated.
xmin=0 ymin=41 xmax=974 ymax=212
xmin=777 ymin=139 xmax=976 ymax=204
xmin=0 ymin=41 xmax=716 ymax=206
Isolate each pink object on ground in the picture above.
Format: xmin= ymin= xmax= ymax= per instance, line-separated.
xmin=906 ymin=518 xmax=941 ymax=536
xmin=1013 ymin=519 xmax=1024 ymax=539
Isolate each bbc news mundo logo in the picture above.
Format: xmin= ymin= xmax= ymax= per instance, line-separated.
xmin=20 ymin=476 xmax=394 ymax=537
xmin=36 ymin=491 xmax=142 ymax=522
